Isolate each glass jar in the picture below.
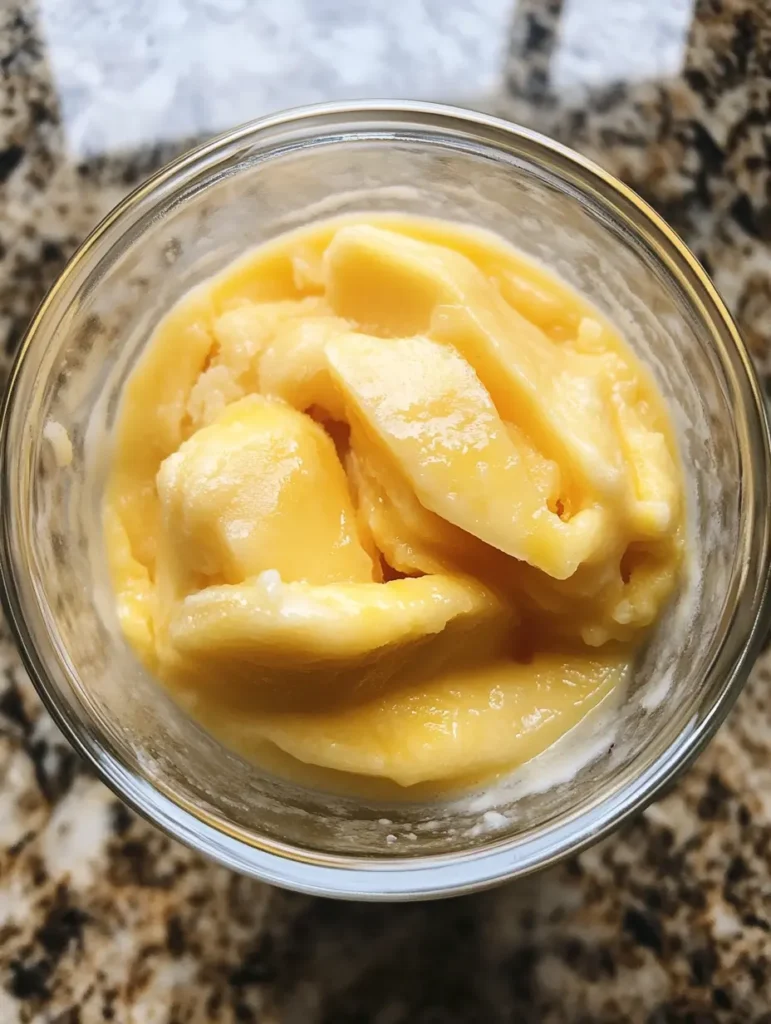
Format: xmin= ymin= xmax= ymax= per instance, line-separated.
xmin=2 ymin=102 xmax=769 ymax=899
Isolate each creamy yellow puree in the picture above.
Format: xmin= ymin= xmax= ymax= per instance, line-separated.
xmin=104 ymin=215 xmax=684 ymax=788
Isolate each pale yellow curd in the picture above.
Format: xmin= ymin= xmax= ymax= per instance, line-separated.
xmin=104 ymin=215 xmax=684 ymax=788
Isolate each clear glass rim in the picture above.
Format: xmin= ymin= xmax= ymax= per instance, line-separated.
xmin=2 ymin=100 xmax=771 ymax=900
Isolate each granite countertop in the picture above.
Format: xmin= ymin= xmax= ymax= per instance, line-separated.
xmin=2 ymin=0 xmax=771 ymax=1020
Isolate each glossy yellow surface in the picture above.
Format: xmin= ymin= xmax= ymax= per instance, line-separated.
xmin=104 ymin=214 xmax=684 ymax=788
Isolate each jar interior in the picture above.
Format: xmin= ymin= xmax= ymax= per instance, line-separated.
xmin=4 ymin=121 xmax=755 ymax=864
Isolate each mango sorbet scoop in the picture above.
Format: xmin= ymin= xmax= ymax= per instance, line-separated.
xmin=105 ymin=215 xmax=684 ymax=788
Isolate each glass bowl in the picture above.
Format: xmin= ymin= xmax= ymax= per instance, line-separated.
xmin=2 ymin=101 xmax=770 ymax=900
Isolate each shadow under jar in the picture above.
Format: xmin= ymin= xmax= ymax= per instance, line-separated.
xmin=1 ymin=102 xmax=770 ymax=900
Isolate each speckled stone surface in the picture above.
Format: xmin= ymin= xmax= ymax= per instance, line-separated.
xmin=2 ymin=0 xmax=771 ymax=1020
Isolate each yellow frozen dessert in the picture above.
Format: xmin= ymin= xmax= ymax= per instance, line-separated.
xmin=104 ymin=215 xmax=684 ymax=788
